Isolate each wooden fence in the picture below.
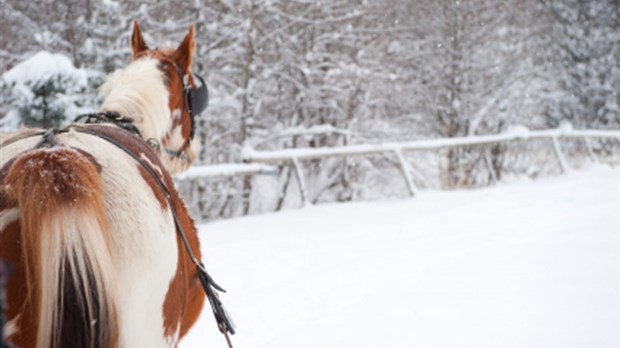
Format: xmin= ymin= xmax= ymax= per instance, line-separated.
xmin=176 ymin=127 xmax=620 ymax=206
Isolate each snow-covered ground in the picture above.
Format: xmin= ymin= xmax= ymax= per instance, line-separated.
xmin=182 ymin=165 xmax=620 ymax=348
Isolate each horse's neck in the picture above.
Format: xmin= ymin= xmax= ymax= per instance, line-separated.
xmin=100 ymin=92 xmax=196 ymax=175
xmin=99 ymin=97 xmax=168 ymax=143
xmin=99 ymin=58 xmax=171 ymax=145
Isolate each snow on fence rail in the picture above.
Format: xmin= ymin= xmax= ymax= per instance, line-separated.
xmin=175 ymin=163 xmax=278 ymax=180
xmin=177 ymin=127 xmax=620 ymax=204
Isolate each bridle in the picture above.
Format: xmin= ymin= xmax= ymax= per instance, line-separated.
xmin=108 ymin=51 xmax=209 ymax=163
xmin=155 ymin=54 xmax=209 ymax=161
xmin=170 ymin=58 xmax=209 ymax=141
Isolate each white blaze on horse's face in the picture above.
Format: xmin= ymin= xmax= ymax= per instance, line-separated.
xmin=165 ymin=108 xmax=185 ymax=148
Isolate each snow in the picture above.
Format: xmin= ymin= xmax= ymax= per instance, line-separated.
xmin=1 ymin=50 xmax=90 ymax=131
xmin=174 ymin=163 xmax=277 ymax=180
xmin=182 ymin=165 xmax=620 ymax=347
xmin=2 ymin=51 xmax=87 ymax=86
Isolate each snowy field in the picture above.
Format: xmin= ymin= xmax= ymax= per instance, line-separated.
xmin=182 ymin=165 xmax=620 ymax=348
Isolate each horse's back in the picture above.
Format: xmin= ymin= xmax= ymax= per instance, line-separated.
xmin=0 ymin=125 xmax=203 ymax=347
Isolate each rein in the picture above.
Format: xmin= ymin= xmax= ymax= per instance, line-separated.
xmin=8 ymin=121 xmax=235 ymax=347
xmin=72 ymin=125 xmax=237 ymax=344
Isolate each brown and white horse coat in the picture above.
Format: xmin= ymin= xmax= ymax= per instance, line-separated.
xmin=0 ymin=22 xmax=205 ymax=347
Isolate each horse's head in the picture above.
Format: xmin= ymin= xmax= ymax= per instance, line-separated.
xmin=100 ymin=21 xmax=205 ymax=174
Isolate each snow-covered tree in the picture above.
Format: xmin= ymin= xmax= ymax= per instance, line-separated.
xmin=1 ymin=51 xmax=89 ymax=129
xmin=544 ymin=0 xmax=620 ymax=129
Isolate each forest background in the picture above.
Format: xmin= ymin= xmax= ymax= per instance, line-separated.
xmin=1 ymin=0 xmax=618 ymax=221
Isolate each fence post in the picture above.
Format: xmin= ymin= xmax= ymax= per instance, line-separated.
xmin=552 ymin=137 xmax=569 ymax=173
xmin=483 ymin=148 xmax=498 ymax=185
xmin=394 ymin=149 xmax=418 ymax=197
xmin=291 ymin=157 xmax=309 ymax=206
xmin=584 ymin=137 xmax=598 ymax=163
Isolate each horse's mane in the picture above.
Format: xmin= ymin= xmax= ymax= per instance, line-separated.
xmin=99 ymin=57 xmax=170 ymax=143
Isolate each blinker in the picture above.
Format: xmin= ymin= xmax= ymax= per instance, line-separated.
xmin=181 ymin=72 xmax=208 ymax=141
xmin=169 ymin=57 xmax=208 ymax=143
xmin=188 ymin=74 xmax=208 ymax=119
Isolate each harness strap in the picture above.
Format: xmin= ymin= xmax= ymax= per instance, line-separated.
xmin=73 ymin=126 xmax=236 ymax=339
xmin=1 ymin=129 xmax=47 ymax=148
xmin=74 ymin=112 xmax=142 ymax=137
xmin=73 ymin=112 xmax=193 ymax=165
xmin=35 ymin=128 xmax=61 ymax=148
xmin=5 ymin=125 xmax=235 ymax=346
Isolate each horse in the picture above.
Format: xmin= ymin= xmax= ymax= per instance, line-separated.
xmin=0 ymin=21 xmax=210 ymax=347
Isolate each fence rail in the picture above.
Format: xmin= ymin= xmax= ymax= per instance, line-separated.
xmin=241 ymin=128 xmax=620 ymax=162
xmin=177 ymin=127 xmax=620 ymax=205
xmin=175 ymin=163 xmax=278 ymax=180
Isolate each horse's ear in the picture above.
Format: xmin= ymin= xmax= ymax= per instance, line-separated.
xmin=171 ymin=24 xmax=195 ymax=73
xmin=130 ymin=20 xmax=149 ymax=59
